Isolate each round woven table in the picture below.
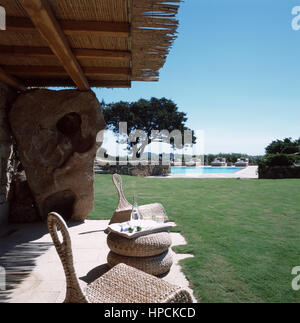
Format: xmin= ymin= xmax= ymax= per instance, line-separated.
xmin=107 ymin=230 xmax=173 ymax=276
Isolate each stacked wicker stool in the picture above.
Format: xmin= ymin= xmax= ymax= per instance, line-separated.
xmin=107 ymin=231 xmax=173 ymax=276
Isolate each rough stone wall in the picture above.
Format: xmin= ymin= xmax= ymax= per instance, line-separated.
xmin=10 ymin=89 xmax=106 ymax=222
xmin=9 ymin=170 xmax=39 ymax=223
xmin=0 ymin=82 xmax=17 ymax=227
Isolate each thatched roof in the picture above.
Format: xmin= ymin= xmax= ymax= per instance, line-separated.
xmin=0 ymin=0 xmax=182 ymax=90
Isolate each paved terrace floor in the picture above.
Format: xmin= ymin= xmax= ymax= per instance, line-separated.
xmin=0 ymin=220 xmax=196 ymax=303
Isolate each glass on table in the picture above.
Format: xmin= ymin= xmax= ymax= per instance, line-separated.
xmin=154 ymin=213 xmax=165 ymax=224
xmin=142 ymin=213 xmax=153 ymax=221
xmin=119 ymin=222 xmax=129 ymax=232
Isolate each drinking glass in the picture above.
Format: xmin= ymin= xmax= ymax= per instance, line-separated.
xmin=142 ymin=214 xmax=153 ymax=221
xmin=155 ymin=213 xmax=165 ymax=223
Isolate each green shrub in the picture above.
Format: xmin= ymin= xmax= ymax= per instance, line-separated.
xmin=265 ymin=137 xmax=300 ymax=154
xmin=258 ymin=154 xmax=300 ymax=168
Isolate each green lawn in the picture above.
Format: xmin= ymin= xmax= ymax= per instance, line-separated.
xmin=90 ymin=175 xmax=300 ymax=303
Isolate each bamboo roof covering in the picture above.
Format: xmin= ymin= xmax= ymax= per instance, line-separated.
xmin=0 ymin=0 xmax=182 ymax=90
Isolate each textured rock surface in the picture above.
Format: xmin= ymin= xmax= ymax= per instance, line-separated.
xmin=9 ymin=171 xmax=39 ymax=223
xmin=0 ymin=82 xmax=17 ymax=226
xmin=9 ymin=89 xmax=106 ymax=221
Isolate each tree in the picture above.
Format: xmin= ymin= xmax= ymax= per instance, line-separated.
xmin=265 ymin=137 xmax=300 ymax=154
xmin=102 ymin=97 xmax=196 ymax=158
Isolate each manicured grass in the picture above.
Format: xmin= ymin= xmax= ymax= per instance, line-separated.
xmin=90 ymin=175 xmax=300 ymax=303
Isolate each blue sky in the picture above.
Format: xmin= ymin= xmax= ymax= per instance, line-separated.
xmin=94 ymin=0 xmax=300 ymax=155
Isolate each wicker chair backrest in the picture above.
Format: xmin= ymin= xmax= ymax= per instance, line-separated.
xmin=112 ymin=174 xmax=132 ymax=210
xmin=47 ymin=212 xmax=87 ymax=303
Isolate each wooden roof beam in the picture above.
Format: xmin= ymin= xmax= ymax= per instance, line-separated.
xmin=4 ymin=66 xmax=131 ymax=77
xmin=0 ymin=46 xmax=132 ymax=61
xmin=0 ymin=67 xmax=26 ymax=90
xmin=6 ymin=16 xmax=130 ymax=37
xmin=19 ymin=0 xmax=89 ymax=91
xmin=23 ymin=79 xmax=131 ymax=89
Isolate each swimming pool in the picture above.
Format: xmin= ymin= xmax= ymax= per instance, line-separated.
xmin=171 ymin=167 xmax=244 ymax=175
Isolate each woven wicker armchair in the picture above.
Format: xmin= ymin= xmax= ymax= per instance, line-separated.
xmin=109 ymin=174 xmax=168 ymax=225
xmin=47 ymin=212 xmax=192 ymax=303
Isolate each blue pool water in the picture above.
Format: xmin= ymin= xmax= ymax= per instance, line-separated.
xmin=171 ymin=167 xmax=244 ymax=175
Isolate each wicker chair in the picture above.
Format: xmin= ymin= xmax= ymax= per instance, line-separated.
xmin=47 ymin=212 xmax=192 ymax=303
xmin=109 ymin=174 xmax=168 ymax=225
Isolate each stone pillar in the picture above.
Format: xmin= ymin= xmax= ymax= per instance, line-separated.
xmin=0 ymin=82 xmax=16 ymax=227
xmin=10 ymin=89 xmax=106 ymax=222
